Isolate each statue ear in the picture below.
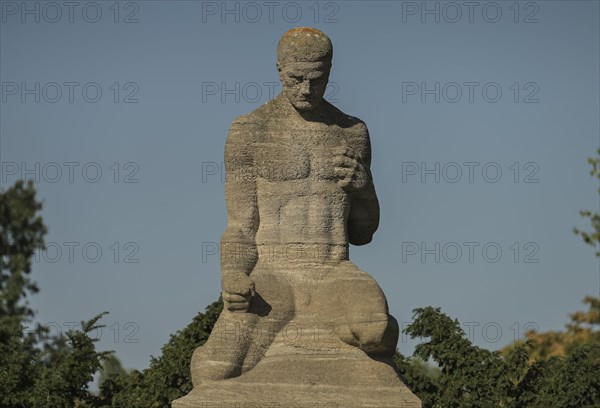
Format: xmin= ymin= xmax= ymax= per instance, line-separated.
xmin=276 ymin=61 xmax=281 ymax=73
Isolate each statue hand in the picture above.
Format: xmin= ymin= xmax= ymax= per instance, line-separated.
xmin=327 ymin=147 xmax=369 ymax=193
xmin=222 ymin=273 xmax=255 ymax=312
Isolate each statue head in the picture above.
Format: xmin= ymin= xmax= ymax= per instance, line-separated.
xmin=277 ymin=27 xmax=333 ymax=111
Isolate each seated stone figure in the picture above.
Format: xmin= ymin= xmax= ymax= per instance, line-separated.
xmin=173 ymin=27 xmax=421 ymax=408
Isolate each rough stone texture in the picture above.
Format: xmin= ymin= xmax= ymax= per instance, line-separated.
xmin=173 ymin=27 xmax=421 ymax=408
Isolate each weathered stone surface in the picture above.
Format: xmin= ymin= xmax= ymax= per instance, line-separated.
xmin=173 ymin=27 xmax=421 ymax=407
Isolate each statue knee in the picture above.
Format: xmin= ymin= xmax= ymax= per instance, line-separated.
xmin=334 ymin=262 xmax=390 ymax=313
xmin=321 ymin=263 xmax=398 ymax=355
xmin=334 ymin=312 xmax=399 ymax=356
xmin=190 ymin=345 xmax=206 ymax=386
xmin=190 ymin=342 xmax=244 ymax=386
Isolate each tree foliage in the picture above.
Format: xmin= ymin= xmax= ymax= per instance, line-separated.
xmin=96 ymin=300 xmax=222 ymax=408
xmin=501 ymin=296 xmax=600 ymax=361
xmin=0 ymin=179 xmax=46 ymax=321
xmin=396 ymin=302 xmax=599 ymax=408
xmin=0 ymin=180 xmax=110 ymax=407
xmin=394 ymin=150 xmax=600 ymax=407
xmin=574 ymin=148 xmax=600 ymax=256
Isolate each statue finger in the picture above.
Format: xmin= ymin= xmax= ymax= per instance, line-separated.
xmin=227 ymin=302 xmax=249 ymax=312
xmin=332 ymin=156 xmax=355 ymax=168
xmin=341 ymin=150 xmax=357 ymax=159
xmin=223 ymin=292 xmax=248 ymax=303
xmin=334 ymin=166 xmax=352 ymax=178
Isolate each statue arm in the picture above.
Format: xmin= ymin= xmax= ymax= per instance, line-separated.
xmin=347 ymin=124 xmax=380 ymax=246
xmin=220 ymin=119 xmax=259 ymax=306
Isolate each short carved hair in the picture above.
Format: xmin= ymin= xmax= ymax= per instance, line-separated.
xmin=277 ymin=27 xmax=333 ymax=64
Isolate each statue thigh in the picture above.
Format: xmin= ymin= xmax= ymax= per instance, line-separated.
xmin=315 ymin=260 xmax=399 ymax=355
xmin=191 ymin=266 xmax=295 ymax=385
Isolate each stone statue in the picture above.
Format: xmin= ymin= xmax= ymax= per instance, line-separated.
xmin=173 ymin=27 xmax=421 ymax=408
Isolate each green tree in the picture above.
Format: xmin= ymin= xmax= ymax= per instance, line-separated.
xmin=396 ymin=306 xmax=534 ymax=408
xmin=97 ymin=300 xmax=222 ymax=408
xmin=31 ymin=313 xmax=111 ymax=407
xmin=395 ymin=150 xmax=600 ymax=407
xmin=397 ymin=304 xmax=600 ymax=408
xmin=574 ymin=148 xmax=600 ymax=256
xmin=0 ymin=179 xmax=46 ymax=321
xmin=1 ymin=180 xmax=48 ymax=406
xmin=0 ymin=180 xmax=111 ymax=407
xmin=98 ymin=354 xmax=128 ymax=388
xmin=502 ymin=296 xmax=599 ymax=361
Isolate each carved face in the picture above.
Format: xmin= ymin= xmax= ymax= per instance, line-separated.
xmin=278 ymin=61 xmax=330 ymax=111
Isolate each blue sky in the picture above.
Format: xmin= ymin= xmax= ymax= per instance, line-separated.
xmin=1 ymin=0 xmax=599 ymax=373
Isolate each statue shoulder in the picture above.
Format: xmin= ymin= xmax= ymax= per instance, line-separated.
xmin=227 ymin=100 xmax=276 ymax=144
xmin=324 ymin=104 xmax=371 ymax=161
xmin=324 ymin=102 xmax=369 ymax=134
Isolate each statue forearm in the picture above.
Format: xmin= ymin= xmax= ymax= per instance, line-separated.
xmin=219 ymin=227 xmax=257 ymax=305
xmin=220 ymin=118 xmax=259 ymax=306
xmin=348 ymin=175 xmax=380 ymax=246
xmin=220 ymin=227 xmax=258 ymax=278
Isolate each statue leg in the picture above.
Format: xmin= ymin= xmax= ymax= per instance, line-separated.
xmin=191 ymin=266 xmax=295 ymax=385
xmin=191 ymin=309 xmax=258 ymax=385
xmin=240 ymin=266 xmax=295 ymax=372
xmin=317 ymin=260 xmax=399 ymax=356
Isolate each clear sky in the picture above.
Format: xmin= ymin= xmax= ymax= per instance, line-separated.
xmin=1 ymin=0 xmax=599 ymax=374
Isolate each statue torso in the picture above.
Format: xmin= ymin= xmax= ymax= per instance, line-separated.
xmin=240 ymin=97 xmax=366 ymax=254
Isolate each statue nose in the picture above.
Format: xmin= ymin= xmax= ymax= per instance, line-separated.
xmin=300 ymin=80 xmax=311 ymax=94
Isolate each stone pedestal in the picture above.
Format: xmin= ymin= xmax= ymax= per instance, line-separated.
xmin=173 ymin=328 xmax=421 ymax=408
